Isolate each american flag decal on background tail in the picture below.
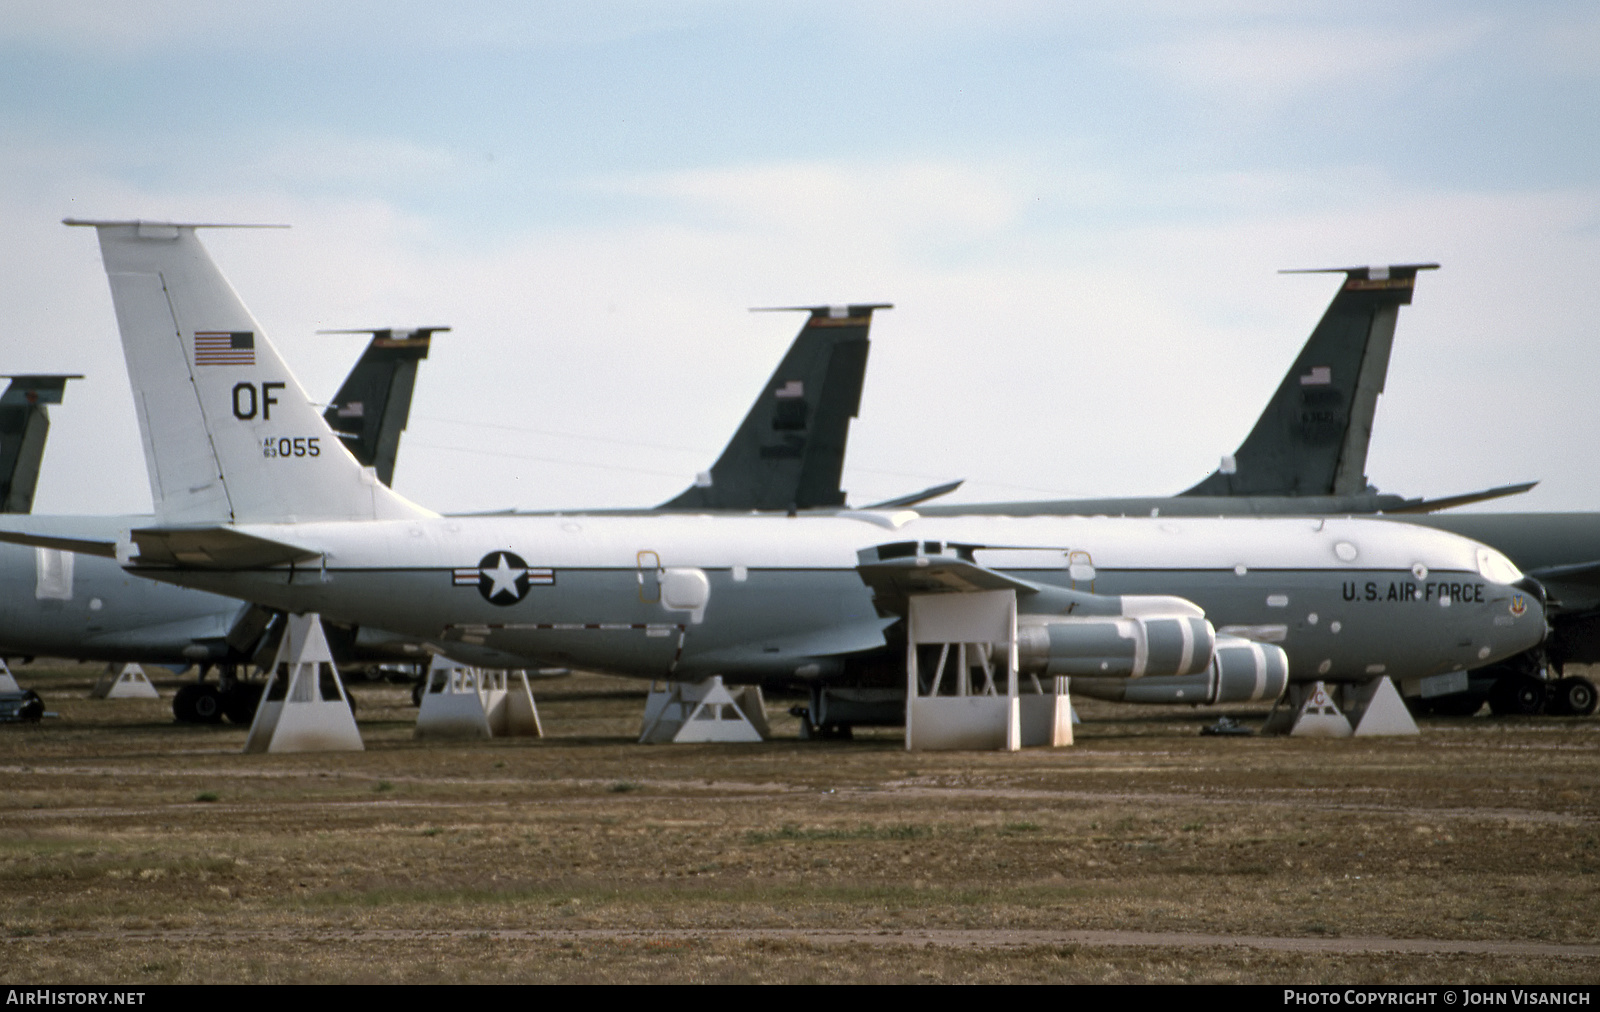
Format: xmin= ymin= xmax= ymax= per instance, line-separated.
xmin=194 ymin=331 xmax=256 ymax=366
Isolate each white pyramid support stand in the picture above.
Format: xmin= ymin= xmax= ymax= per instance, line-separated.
xmin=415 ymin=656 xmax=543 ymax=739
xmin=244 ymin=613 xmax=363 ymax=754
xmin=905 ymin=591 xmax=1026 ymax=751
xmin=90 ymin=663 xmax=160 ymax=700
xmin=1287 ymin=681 xmax=1354 ymax=738
xmin=1351 ymin=676 xmax=1420 ymax=737
xmin=639 ymin=676 xmax=768 ymax=743
xmin=0 ymin=659 xmax=20 ymax=694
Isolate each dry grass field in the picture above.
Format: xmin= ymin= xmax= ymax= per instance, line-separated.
xmin=2 ymin=662 xmax=1597 ymax=984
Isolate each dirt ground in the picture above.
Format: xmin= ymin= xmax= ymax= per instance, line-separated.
xmin=1 ymin=662 xmax=1596 ymax=984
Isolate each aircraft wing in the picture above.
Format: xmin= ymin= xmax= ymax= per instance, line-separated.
xmin=855 ymin=542 xmax=1045 ymax=618
xmin=1525 ymin=559 xmax=1600 ymax=590
xmin=863 ymin=479 xmax=965 ymax=509
xmin=1379 ymin=481 xmax=1538 ymax=514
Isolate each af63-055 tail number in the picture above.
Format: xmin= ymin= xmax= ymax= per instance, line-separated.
xmin=261 ymin=437 xmax=320 ymax=459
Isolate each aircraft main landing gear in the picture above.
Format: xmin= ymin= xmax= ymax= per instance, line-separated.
xmin=173 ymin=683 xmax=224 ymax=724
xmin=1487 ymin=674 xmax=1546 ymax=716
xmin=1548 ymin=676 xmax=1598 ymax=716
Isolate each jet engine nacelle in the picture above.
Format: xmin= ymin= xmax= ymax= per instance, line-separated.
xmin=1016 ymin=596 xmax=1215 ymax=679
xmin=1070 ymin=634 xmax=1289 ymax=705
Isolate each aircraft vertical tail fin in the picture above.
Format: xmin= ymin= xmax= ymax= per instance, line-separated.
xmin=319 ymin=327 xmax=443 ymax=487
xmin=0 ymin=374 xmax=80 ymax=513
xmin=659 ymin=303 xmax=889 ymax=511
xmin=67 ymin=219 xmax=433 ymax=525
xmin=1181 ymin=264 xmax=1437 ymax=498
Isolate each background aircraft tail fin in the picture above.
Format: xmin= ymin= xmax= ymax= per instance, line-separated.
xmin=659 ymin=303 xmax=888 ymax=511
xmin=319 ymin=327 xmax=443 ymax=487
xmin=68 ymin=220 xmax=433 ymax=525
xmin=1181 ymin=263 xmax=1437 ymax=498
xmin=0 ymin=374 xmax=80 ymax=513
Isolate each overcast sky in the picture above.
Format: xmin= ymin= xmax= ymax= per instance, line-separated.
xmin=5 ymin=2 xmax=1599 ymax=516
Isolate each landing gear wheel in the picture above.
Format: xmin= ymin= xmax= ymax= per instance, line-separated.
xmin=189 ymin=684 xmax=224 ymax=724
xmin=1551 ymin=676 xmax=1597 ymax=717
xmin=173 ymin=683 xmax=201 ymax=723
xmin=221 ymin=683 xmax=261 ymax=725
xmin=1488 ymin=675 xmax=1546 ymax=717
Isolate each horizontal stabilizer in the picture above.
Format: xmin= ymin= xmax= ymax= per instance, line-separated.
xmin=129 ymin=526 xmax=320 ymax=569
xmin=63 ymin=218 xmax=289 ymax=231
xmin=0 ymin=528 xmax=117 ymax=558
xmin=0 ymin=375 xmax=82 ymax=406
xmin=864 ymin=479 xmax=965 ymax=509
xmin=1279 ymin=263 xmax=1441 ymax=278
xmin=1379 ymin=481 xmax=1538 ymax=514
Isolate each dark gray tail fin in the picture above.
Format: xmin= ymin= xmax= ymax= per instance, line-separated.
xmin=660 ymin=304 xmax=888 ymax=511
xmin=319 ymin=328 xmax=443 ymax=487
xmin=0 ymin=374 xmax=80 ymax=513
xmin=1181 ymin=264 xmax=1437 ymax=498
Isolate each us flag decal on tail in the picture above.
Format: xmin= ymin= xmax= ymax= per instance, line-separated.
xmin=195 ymin=331 xmax=256 ymax=366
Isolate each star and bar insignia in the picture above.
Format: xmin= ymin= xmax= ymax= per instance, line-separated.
xmin=452 ymin=551 xmax=554 ymax=606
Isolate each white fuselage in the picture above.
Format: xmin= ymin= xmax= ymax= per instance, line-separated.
xmin=125 ymin=511 xmax=1544 ymax=687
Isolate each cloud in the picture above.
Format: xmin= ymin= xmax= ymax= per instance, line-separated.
xmin=1125 ymin=16 xmax=1494 ymax=107
xmin=11 ymin=120 xmax=1600 ymax=516
xmin=598 ymin=160 xmax=1028 ymax=249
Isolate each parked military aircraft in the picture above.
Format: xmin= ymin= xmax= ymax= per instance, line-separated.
xmin=0 ymin=374 xmax=80 ymax=514
xmin=904 ymin=266 xmax=1587 ymax=719
xmin=0 ymin=221 xmax=1544 ymax=740
xmin=1396 ymin=513 xmax=1600 ymax=716
xmin=0 ymin=327 xmax=443 ymax=721
xmin=0 ymin=274 xmax=891 ymax=722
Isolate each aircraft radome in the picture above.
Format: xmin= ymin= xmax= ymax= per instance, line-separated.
xmin=0 ymin=220 xmax=1549 ymax=745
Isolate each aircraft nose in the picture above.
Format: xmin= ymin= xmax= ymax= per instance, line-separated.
xmin=1509 ymin=577 xmax=1549 ymax=647
xmin=1513 ymin=575 xmax=1547 ymax=610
